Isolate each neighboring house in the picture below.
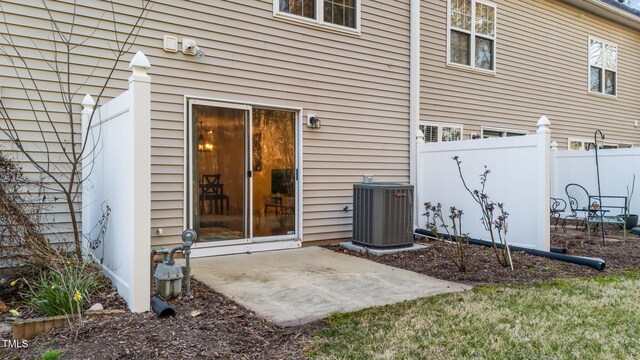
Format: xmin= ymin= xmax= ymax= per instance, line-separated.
xmin=0 ymin=0 xmax=413 ymax=255
xmin=2 ymin=0 xmax=640 ymax=260
xmin=420 ymin=0 xmax=640 ymax=150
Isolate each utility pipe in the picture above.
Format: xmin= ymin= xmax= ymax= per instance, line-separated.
xmin=415 ymin=229 xmax=605 ymax=271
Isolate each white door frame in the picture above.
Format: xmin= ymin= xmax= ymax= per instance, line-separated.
xmin=183 ymin=96 xmax=303 ymax=256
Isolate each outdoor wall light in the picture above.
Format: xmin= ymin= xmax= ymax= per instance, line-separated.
xmin=307 ymin=114 xmax=321 ymax=129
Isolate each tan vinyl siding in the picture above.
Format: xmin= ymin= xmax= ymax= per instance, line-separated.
xmin=421 ymin=0 xmax=640 ymax=148
xmin=0 ymin=0 xmax=411 ymax=247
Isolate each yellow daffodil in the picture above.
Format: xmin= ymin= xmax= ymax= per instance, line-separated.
xmin=66 ymin=261 xmax=71 ymax=266
xmin=10 ymin=279 xmax=18 ymax=286
xmin=9 ymin=309 xmax=20 ymax=316
xmin=73 ymin=290 xmax=82 ymax=302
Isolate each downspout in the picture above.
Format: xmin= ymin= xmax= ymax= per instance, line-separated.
xmin=410 ymin=0 xmax=421 ymax=229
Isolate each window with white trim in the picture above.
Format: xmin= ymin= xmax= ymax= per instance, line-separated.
xmin=599 ymin=142 xmax=634 ymax=149
xmin=600 ymin=144 xmax=618 ymax=149
xmin=568 ymin=138 xmax=631 ymax=150
xmin=420 ymin=123 xmax=463 ymax=142
xmin=275 ymin=0 xmax=360 ymax=30
xmin=481 ymin=127 xmax=527 ymax=138
xmin=589 ymin=37 xmax=617 ymax=96
xmin=568 ymin=138 xmax=595 ymax=151
xmin=448 ymin=0 xmax=496 ymax=71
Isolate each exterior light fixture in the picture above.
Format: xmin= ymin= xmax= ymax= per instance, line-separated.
xmin=307 ymin=114 xmax=321 ymax=129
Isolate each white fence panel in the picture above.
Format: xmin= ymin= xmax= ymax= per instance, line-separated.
xmin=417 ymin=118 xmax=551 ymax=251
xmin=553 ymin=148 xmax=640 ymax=213
xmin=81 ymin=51 xmax=151 ymax=312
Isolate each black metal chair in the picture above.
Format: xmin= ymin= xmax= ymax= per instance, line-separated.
xmin=200 ymin=174 xmax=229 ymax=215
xmin=565 ymin=183 xmax=627 ymax=240
xmin=564 ymin=183 xmax=590 ymax=231
xmin=550 ymin=197 xmax=567 ymax=231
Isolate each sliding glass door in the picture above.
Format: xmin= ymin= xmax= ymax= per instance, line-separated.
xmin=189 ymin=100 xmax=298 ymax=242
xmin=251 ymin=108 xmax=297 ymax=237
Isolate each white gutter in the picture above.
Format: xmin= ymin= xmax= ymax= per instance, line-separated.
xmin=409 ymin=0 xmax=420 ymax=229
xmin=561 ymin=0 xmax=640 ymax=30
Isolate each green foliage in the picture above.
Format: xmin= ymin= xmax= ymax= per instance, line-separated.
xmin=21 ymin=262 xmax=103 ymax=317
xmin=41 ymin=350 xmax=61 ymax=360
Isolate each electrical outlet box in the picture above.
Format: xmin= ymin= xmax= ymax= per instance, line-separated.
xmin=163 ymin=35 xmax=178 ymax=52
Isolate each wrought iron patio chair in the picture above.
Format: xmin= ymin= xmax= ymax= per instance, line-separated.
xmin=565 ymin=183 xmax=627 ymax=240
xmin=564 ymin=184 xmax=590 ymax=231
xmin=550 ymin=197 xmax=567 ymax=231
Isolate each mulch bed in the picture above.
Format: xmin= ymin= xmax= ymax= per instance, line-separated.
xmin=328 ymin=227 xmax=640 ymax=286
xmin=6 ymin=279 xmax=316 ymax=359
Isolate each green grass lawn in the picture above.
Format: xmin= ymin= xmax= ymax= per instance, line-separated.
xmin=308 ymin=271 xmax=640 ymax=359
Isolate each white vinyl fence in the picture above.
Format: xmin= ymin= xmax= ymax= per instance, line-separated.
xmin=417 ymin=117 xmax=551 ymax=251
xmin=552 ymin=146 xmax=640 ymax=214
xmin=81 ymin=51 xmax=151 ymax=312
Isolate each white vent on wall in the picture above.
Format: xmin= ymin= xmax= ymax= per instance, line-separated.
xmin=163 ymin=35 xmax=178 ymax=52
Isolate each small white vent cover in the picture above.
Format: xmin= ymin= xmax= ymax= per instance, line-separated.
xmin=163 ymin=35 xmax=178 ymax=52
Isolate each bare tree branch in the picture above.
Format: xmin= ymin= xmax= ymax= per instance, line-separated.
xmin=0 ymin=0 xmax=152 ymax=259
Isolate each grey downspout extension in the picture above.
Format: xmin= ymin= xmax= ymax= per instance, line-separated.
xmin=415 ymin=229 xmax=605 ymax=271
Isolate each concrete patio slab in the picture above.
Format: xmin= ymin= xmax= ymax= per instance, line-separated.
xmin=340 ymin=241 xmax=428 ymax=255
xmin=189 ymin=246 xmax=470 ymax=326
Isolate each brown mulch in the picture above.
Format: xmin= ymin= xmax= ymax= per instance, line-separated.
xmin=6 ymin=279 xmax=317 ymax=359
xmin=328 ymin=227 xmax=640 ymax=286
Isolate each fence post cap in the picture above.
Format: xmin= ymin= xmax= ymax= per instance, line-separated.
xmin=416 ymin=128 xmax=425 ymax=143
xmin=81 ymin=94 xmax=95 ymax=110
xmin=129 ymin=51 xmax=151 ymax=71
xmin=550 ymin=141 xmax=558 ymax=150
xmin=537 ymin=115 xmax=550 ymax=127
xmin=537 ymin=116 xmax=550 ymax=133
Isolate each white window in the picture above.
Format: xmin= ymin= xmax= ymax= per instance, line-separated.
xmin=481 ymin=127 xmax=527 ymax=138
xmin=568 ymin=138 xmax=595 ymax=151
xmin=447 ymin=0 xmax=497 ymax=72
xmin=274 ymin=0 xmax=361 ymax=32
xmin=420 ymin=122 xmax=463 ymax=142
xmin=568 ymin=138 xmax=631 ymax=150
xmin=589 ymin=37 xmax=617 ymax=96
xmin=600 ymin=142 xmax=633 ymax=149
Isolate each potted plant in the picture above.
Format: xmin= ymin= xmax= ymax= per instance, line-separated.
xmin=626 ymin=175 xmax=638 ymax=230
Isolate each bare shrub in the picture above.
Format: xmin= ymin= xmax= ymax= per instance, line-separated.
xmin=424 ymin=202 xmax=469 ymax=272
xmin=453 ymin=156 xmax=513 ymax=269
xmin=0 ymin=1 xmax=152 ymax=259
xmin=0 ymin=152 xmax=61 ymax=267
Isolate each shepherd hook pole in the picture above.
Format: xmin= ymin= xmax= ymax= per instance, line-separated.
xmin=593 ymin=130 xmax=606 ymax=246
